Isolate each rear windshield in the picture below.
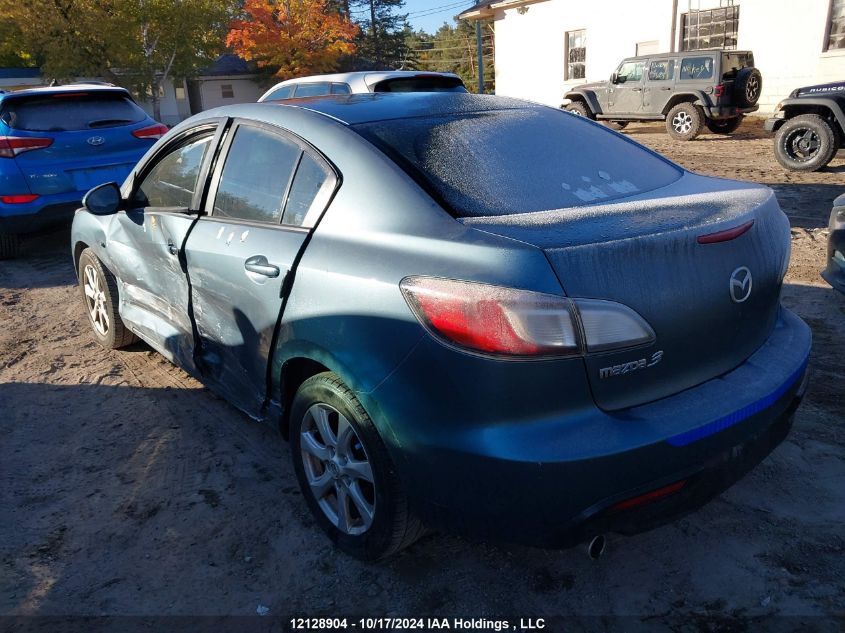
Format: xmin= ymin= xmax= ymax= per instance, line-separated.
xmin=372 ymin=77 xmax=466 ymax=93
xmin=0 ymin=92 xmax=147 ymax=132
xmin=353 ymin=108 xmax=682 ymax=217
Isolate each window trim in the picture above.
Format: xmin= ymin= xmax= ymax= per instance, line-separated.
xmin=203 ymin=118 xmax=339 ymax=230
xmin=824 ymin=0 xmax=845 ymax=52
xmin=124 ymin=119 xmax=227 ymax=213
xmin=564 ymin=29 xmax=587 ymax=81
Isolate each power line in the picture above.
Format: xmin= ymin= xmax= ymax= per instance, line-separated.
xmin=406 ymin=0 xmax=474 ymax=16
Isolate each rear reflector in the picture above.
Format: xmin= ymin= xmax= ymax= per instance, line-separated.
xmin=132 ymin=123 xmax=169 ymax=140
xmin=1 ymin=194 xmax=39 ymax=204
xmin=697 ymin=220 xmax=754 ymax=244
xmin=0 ymin=136 xmax=54 ymax=158
xmin=610 ymin=480 xmax=687 ymax=513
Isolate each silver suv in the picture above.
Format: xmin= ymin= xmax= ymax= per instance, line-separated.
xmin=564 ymin=50 xmax=762 ymax=141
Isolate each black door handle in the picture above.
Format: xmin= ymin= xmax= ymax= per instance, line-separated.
xmin=244 ymin=255 xmax=280 ymax=278
xmin=167 ymin=241 xmax=178 ymax=256
xmin=632 ymin=88 xmax=642 ymax=92
xmin=660 ymin=86 xmax=672 ymax=90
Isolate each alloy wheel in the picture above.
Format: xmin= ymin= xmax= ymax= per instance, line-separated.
xmin=300 ymin=403 xmax=376 ymax=535
xmin=746 ymin=75 xmax=760 ymax=102
xmin=672 ymin=111 xmax=693 ymax=134
xmin=783 ymin=128 xmax=821 ymax=163
xmin=83 ymin=264 xmax=109 ymax=335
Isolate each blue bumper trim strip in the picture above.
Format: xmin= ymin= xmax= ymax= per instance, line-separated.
xmin=666 ymin=355 xmax=809 ymax=447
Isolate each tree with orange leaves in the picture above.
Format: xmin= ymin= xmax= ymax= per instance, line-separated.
xmin=227 ymin=0 xmax=358 ymax=80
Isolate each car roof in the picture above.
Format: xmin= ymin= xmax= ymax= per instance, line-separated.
xmin=269 ymin=70 xmax=461 ymax=87
xmin=622 ymin=49 xmax=752 ymax=62
xmin=239 ymin=93 xmax=537 ymax=127
xmin=0 ymin=83 xmax=131 ymax=104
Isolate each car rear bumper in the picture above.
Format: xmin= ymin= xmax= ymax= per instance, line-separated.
xmin=704 ymin=105 xmax=759 ymax=120
xmin=0 ymin=192 xmax=82 ymax=234
xmin=368 ymin=306 xmax=811 ymax=547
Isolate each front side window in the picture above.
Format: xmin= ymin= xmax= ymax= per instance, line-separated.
xmin=265 ymin=85 xmax=294 ymax=100
xmin=616 ymin=61 xmax=644 ymax=83
xmin=294 ymin=83 xmax=331 ymax=98
xmin=679 ymin=56 xmax=714 ymax=80
xmin=828 ymin=0 xmax=845 ymax=50
xmin=212 ymin=125 xmax=301 ymax=224
xmin=135 ymin=134 xmax=213 ymax=208
xmin=565 ymin=30 xmax=586 ymax=80
xmin=648 ymin=60 xmax=675 ymax=82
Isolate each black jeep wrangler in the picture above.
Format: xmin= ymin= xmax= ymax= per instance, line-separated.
xmin=765 ymin=81 xmax=845 ymax=171
xmin=564 ymin=50 xmax=762 ymax=141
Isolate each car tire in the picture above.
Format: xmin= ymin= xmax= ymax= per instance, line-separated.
xmin=666 ymin=102 xmax=704 ymax=141
xmin=774 ymin=114 xmax=838 ymax=172
xmin=78 ymin=248 xmax=138 ymax=349
xmin=0 ymin=232 xmax=20 ymax=260
xmin=565 ymin=101 xmax=595 ymax=119
xmin=733 ymin=67 xmax=762 ymax=108
xmin=706 ymin=116 xmax=743 ymax=135
xmin=603 ymin=121 xmax=629 ymax=131
xmin=290 ymin=371 xmax=425 ymax=560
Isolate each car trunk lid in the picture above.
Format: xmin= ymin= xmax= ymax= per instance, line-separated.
xmin=462 ymin=174 xmax=790 ymax=410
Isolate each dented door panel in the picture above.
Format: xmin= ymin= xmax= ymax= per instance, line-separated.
xmin=106 ymin=208 xmax=199 ymax=371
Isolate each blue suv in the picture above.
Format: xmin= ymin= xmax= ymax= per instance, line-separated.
xmin=0 ymin=84 xmax=165 ymax=258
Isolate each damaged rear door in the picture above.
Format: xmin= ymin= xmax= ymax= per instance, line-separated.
xmin=185 ymin=120 xmax=338 ymax=417
xmin=106 ymin=122 xmax=223 ymax=371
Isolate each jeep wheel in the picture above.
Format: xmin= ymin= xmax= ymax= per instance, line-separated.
xmin=734 ymin=67 xmax=762 ymax=108
xmin=774 ymin=114 xmax=838 ymax=172
xmin=666 ymin=103 xmax=704 ymax=141
xmin=0 ymin=232 xmax=21 ymax=260
xmin=565 ymin=101 xmax=595 ymax=119
xmin=706 ymin=116 xmax=742 ymax=135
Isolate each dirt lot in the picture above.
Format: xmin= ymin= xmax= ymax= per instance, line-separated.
xmin=1 ymin=119 xmax=844 ymax=629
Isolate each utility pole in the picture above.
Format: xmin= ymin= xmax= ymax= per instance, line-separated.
xmin=476 ymin=20 xmax=484 ymax=93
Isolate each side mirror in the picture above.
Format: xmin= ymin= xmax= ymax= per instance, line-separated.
xmin=83 ymin=182 xmax=122 ymax=216
xmin=611 ymin=73 xmax=619 ymax=84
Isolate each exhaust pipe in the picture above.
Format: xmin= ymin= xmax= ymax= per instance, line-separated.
xmin=586 ymin=534 xmax=606 ymax=560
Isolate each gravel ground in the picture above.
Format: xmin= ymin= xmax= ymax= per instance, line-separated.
xmin=1 ymin=118 xmax=844 ymax=630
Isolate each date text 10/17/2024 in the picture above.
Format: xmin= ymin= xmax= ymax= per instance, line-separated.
xmin=289 ymin=617 xmax=548 ymax=631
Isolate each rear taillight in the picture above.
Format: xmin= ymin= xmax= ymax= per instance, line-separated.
xmin=0 ymin=194 xmax=39 ymax=204
xmin=132 ymin=123 xmax=169 ymax=140
xmin=713 ymin=83 xmax=726 ymax=98
xmin=0 ymin=136 xmax=54 ymax=158
xmin=400 ymin=277 xmax=655 ymax=358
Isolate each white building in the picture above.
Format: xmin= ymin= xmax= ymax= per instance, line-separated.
xmin=460 ymin=0 xmax=845 ymax=113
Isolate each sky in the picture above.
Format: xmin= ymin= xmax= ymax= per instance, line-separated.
xmin=401 ymin=0 xmax=479 ymax=34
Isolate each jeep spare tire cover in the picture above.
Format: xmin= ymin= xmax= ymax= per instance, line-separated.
xmin=734 ymin=67 xmax=762 ymax=108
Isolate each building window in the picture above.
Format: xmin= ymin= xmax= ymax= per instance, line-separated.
xmin=221 ymin=84 xmax=234 ymax=99
xmin=681 ymin=6 xmax=739 ymax=51
xmin=175 ymin=86 xmax=186 ymax=100
xmin=565 ymin=30 xmax=586 ymax=80
xmin=828 ymin=0 xmax=845 ymax=50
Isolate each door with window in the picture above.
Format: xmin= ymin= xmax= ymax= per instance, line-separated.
xmin=107 ymin=124 xmax=219 ymax=371
xmin=643 ymin=58 xmax=676 ymax=113
xmin=184 ymin=120 xmax=337 ymax=416
xmin=608 ymin=60 xmax=646 ymax=114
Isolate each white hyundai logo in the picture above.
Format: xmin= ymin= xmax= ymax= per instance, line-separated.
xmin=729 ymin=266 xmax=753 ymax=303
xmin=87 ymin=136 xmax=105 ymax=146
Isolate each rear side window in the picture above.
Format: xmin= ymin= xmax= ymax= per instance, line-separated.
xmin=283 ymin=153 xmax=331 ymax=227
xmin=330 ymin=83 xmax=352 ymax=95
xmin=0 ymin=92 xmax=147 ymax=131
xmin=680 ymin=57 xmax=714 ymax=80
xmin=213 ymin=125 xmax=300 ymax=223
xmin=372 ymin=77 xmax=466 ymax=93
xmin=294 ymin=83 xmax=331 ymax=98
xmin=354 ymin=108 xmax=682 ymax=218
xmin=135 ymin=135 xmax=213 ymax=208
xmin=648 ymin=60 xmax=675 ymax=81
xmin=264 ymin=85 xmax=294 ymax=101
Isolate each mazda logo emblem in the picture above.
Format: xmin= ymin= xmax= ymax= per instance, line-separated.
xmin=87 ymin=136 xmax=105 ymax=146
xmin=729 ymin=266 xmax=753 ymax=303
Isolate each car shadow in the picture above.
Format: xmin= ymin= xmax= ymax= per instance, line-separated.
xmin=764 ymin=182 xmax=844 ymax=229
